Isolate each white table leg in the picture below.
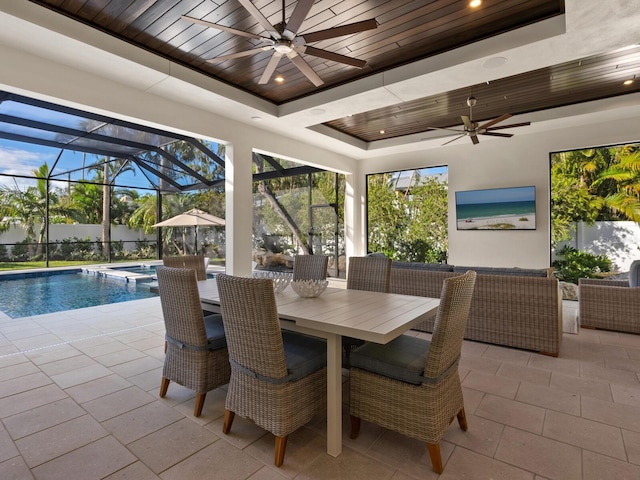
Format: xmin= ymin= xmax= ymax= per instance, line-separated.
xmin=325 ymin=332 xmax=342 ymax=457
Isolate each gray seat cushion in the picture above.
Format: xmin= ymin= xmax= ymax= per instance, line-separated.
xmin=204 ymin=314 xmax=227 ymax=350
xmin=629 ymin=260 xmax=640 ymax=287
xmin=350 ymin=335 xmax=430 ymax=385
xmin=281 ymin=331 xmax=327 ymax=382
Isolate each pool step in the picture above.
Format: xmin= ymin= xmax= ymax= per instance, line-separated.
xmin=82 ymin=266 xmax=154 ymax=283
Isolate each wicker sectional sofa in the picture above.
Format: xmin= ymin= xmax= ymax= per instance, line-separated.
xmin=390 ymin=262 xmax=562 ymax=356
xmin=578 ymin=278 xmax=640 ymax=334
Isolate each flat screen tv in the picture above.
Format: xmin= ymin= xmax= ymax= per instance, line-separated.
xmin=455 ymin=186 xmax=536 ymax=230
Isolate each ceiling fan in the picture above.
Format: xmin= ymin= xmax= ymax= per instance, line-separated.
xmin=431 ymin=96 xmax=531 ymax=145
xmin=182 ymin=0 xmax=377 ymax=87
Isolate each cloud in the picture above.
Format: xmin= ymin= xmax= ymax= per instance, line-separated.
xmin=0 ymin=146 xmax=55 ymax=188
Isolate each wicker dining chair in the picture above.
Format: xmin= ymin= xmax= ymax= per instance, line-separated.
xmin=343 ymin=256 xmax=392 ymax=366
xmin=216 ymin=273 xmax=327 ymax=467
xmin=349 ymin=270 xmax=477 ymax=474
xmin=162 ymin=255 xmax=208 ymax=280
xmin=292 ymin=254 xmax=329 ymax=281
xmin=156 ymin=266 xmax=230 ymax=417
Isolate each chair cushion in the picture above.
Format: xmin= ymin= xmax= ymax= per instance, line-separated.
xmin=204 ymin=314 xmax=227 ymax=350
xmin=350 ymin=335 xmax=430 ymax=385
xmin=629 ymin=260 xmax=640 ymax=287
xmin=281 ymin=331 xmax=327 ymax=382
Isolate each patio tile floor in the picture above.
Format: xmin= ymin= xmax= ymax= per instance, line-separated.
xmin=0 ymin=296 xmax=639 ymax=479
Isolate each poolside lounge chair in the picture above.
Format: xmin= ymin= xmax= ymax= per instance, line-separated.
xmin=156 ymin=266 xmax=230 ymax=417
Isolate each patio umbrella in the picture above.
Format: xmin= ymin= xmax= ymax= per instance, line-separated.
xmin=152 ymin=208 xmax=225 ymax=254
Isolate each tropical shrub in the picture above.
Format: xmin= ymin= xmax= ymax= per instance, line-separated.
xmin=552 ymin=246 xmax=611 ymax=284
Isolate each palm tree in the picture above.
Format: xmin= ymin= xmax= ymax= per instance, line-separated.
xmin=593 ymin=149 xmax=640 ymax=221
xmin=0 ymin=163 xmax=68 ymax=257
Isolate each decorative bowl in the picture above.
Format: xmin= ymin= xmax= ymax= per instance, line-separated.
xmin=252 ymin=271 xmax=292 ymax=293
xmin=291 ymin=279 xmax=329 ymax=298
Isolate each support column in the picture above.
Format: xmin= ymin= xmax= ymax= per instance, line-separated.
xmin=225 ymin=142 xmax=253 ymax=276
xmin=344 ymin=166 xmax=366 ymax=259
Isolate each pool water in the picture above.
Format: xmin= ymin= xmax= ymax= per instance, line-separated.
xmin=0 ymin=270 xmax=158 ymax=319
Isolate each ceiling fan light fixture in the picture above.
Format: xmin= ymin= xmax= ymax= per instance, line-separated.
xmin=273 ymin=41 xmax=293 ymax=55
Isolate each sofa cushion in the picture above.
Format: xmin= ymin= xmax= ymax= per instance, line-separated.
xmin=392 ymin=261 xmax=454 ymax=272
xmin=452 ymin=266 xmax=549 ymax=277
xmin=629 ymin=260 xmax=640 ymax=287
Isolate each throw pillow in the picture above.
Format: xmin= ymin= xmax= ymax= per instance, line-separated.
xmin=629 ymin=260 xmax=640 ymax=287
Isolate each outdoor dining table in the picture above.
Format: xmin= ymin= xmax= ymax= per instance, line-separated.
xmin=197 ymin=279 xmax=440 ymax=457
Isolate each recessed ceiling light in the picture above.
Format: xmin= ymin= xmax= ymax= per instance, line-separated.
xmin=251 ymin=116 xmax=262 ymax=122
xmin=623 ymin=76 xmax=635 ymax=85
xmin=482 ymin=56 xmax=507 ymax=69
xmin=469 ymin=0 xmax=482 ymax=7
xmin=274 ymin=75 xmax=285 ymax=83
xmin=379 ymin=130 xmax=386 ymax=134
xmin=310 ymin=108 xmax=326 ymax=115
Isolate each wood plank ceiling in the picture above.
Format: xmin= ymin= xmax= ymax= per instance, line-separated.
xmin=24 ymin=1 xmax=640 ymax=145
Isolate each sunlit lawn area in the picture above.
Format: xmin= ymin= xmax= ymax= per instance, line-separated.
xmin=0 ymin=259 xmax=157 ymax=271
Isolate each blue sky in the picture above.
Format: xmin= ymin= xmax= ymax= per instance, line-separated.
xmin=456 ymin=186 xmax=535 ymax=205
xmin=0 ymin=138 xmax=153 ymax=192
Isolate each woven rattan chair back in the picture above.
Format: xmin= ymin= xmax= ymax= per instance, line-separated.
xmin=163 ymin=255 xmax=207 ymax=280
xmin=348 ymin=270 xmax=477 ymax=474
xmin=157 ymin=266 xmax=208 ymax=348
xmin=293 ymin=254 xmax=328 ymax=281
xmin=215 ymin=273 xmax=327 ymax=467
xmin=346 ymin=256 xmax=392 ymax=292
xmin=424 ymin=270 xmax=477 ymax=379
xmin=156 ymin=266 xmax=230 ymax=417
xmin=216 ymin=274 xmax=288 ymax=379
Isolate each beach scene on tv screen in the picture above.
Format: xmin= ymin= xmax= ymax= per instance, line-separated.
xmin=456 ymin=186 xmax=536 ymax=230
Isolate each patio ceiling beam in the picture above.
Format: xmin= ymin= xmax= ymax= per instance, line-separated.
xmin=253 ymin=165 xmax=324 ymax=181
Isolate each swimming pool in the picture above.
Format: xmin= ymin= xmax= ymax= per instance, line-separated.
xmin=0 ymin=269 xmax=158 ymax=319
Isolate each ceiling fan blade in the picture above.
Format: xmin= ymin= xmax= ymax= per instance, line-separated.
xmin=482 ymin=131 xmax=514 ymax=138
xmin=181 ymin=15 xmax=264 ymax=40
xmin=461 ymin=115 xmax=473 ymax=130
xmin=283 ymin=0 xmax=314 ymax=39
xmin=237 ymin=0 xmax=281 ymax=39
xmin=288 ymin=53 xmax=324 ymax=86
xmin=258 ymin=53 xmax=283 ymax=84
xmin=479 ymin=113 xmax=512 ymax=130
xmin=427 ymin=126 xmax=465 ymax=133
xmin=302 ymin=45 xmax=366 ymax=68
xmin=206 ymin=46 xmax=271 ymax=63
xmin=486 ymin=121 xmax=531 ymax=131
xmin=302 ymin=19 xmax=378 ymax=43
xmin=470 ymin=133 xmax=480 ymax=145
xmin=442 ymin=134 xmax=466 ymax=146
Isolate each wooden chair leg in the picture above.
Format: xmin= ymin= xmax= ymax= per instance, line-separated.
xmin=222 ymin=409 xmax=235 ymax=434
xmin=350 ymin=415 xmax=361 ymax=439
xmin=427 ymin=442 xmax=443 ymax=474
xmin=457 ymin=406 xmax=468 ymax=431
xmin=159 ymin=377 xmax=170 ymax=398
xmin=274 ymin=435 xmax=288 ymax=467
xmin=194 ymin=392 xmax=206 ymax=417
